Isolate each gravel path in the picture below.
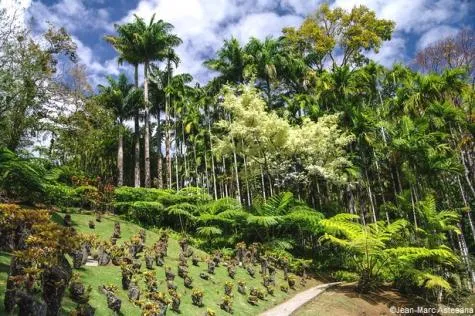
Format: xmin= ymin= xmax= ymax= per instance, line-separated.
xmin=260 ymin=282 xmax=341 ymax=316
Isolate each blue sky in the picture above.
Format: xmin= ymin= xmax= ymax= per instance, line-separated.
xmin=2 ymin=0 xmax=474 ymax=87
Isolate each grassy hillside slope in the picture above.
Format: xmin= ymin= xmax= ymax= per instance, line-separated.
xmin=0 ymin=211 xmax=320 ymax=315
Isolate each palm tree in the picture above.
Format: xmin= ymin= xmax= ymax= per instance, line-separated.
xmin=245 ymin=37 xmax=283 ymax=106
xmin=97 ymin=74 xmax=142 ymax=186
xmin=105 ymin=22 xmax=144 ymax=187
xmin=113 ymin=14 xmax=182 ymax=188
xmin=204 ymin=37 xmax=247 ymax=86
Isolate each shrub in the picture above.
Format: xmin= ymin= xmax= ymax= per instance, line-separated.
xmin=44 ymin=183 xmax=76 ymax=206
xmin=114 ymin=186 xmax=172 ymax=202
xmin=333 ymin=270 xmax=359 ymax=282
xmin=115 ymin=201 xmax=165 ymax=226
xmin=0 ymin=148 xmax=45 ymax=201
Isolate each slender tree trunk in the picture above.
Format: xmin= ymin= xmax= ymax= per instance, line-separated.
xmin=174 ymin=107 xmax=179 ymax=190
xmin=117 ymin=121 xmax=124 ymax=186
xmin=165 ymin=59 xmax=172 ymax=189
xmin=410 ymin=186 xmax=418 ymax=230
xmin=157 ymin=113 xmax=163 ymax=188
xmin=260 ymin=165 xmax=266 ymax=201
xmin=458 ymin=176 xmax=475 ymax=244
xmin=182 ymin=123 xmax=188 ymax=186
xmin=232 ymin=139 xmax=241 ymax=204
xmin=193 ymin=142 xmax=198 ymax=186
xmin=222 ymin=157 xmax=228 ymax=198
xmin=204 ymin=150 xmax=210 ymax=194
xmin=457 ymin=227 xmax=475 ymax=291
xmin=143 ymin=61 xmax=151 ymax=187
xmin=209 ymin=120 xmax=217 ymax=199
xmin=133 ymin=64 xmax=141 ymax=187
xmin=243 ymin=151 xmax=251 ymax=207
xmin=365 ymin=169 xmax=377 ymax=223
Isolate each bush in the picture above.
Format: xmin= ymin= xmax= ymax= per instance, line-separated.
xmin=332 ymin=270 xmax=359 ymax=282
xmin=44 ymin=184 xmax=76 ymax=206
xmin=0 ymin=147 xmax=45 ymax=201
xmin=114 ymin=187 xmax=173 ymax=202
xmin=115 ymin=201 xmax=165 ymax=226
xmin=44 ymin=184 xmax=98 ymax=208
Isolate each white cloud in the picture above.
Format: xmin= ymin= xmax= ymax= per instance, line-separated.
xmin=417 ymin=25 xmax=459 ymax=50
xmin=27 ymin=0 xmax=113 ymax=33
xmin=4 ymin=0 xmax=470 ymax=86
xmin=225 ymin=12 xmax=302 ymax=42
xmin=118 ymin=0 xmax=309 ymax=82
xmin=332 ymin=0 xmax=468 ymax=34
xmin=367 ymin=36 xmax=406 ymax=67
xmin=280 ymin=0 xmax=321 ymax=15
xmin=74 ymin=36 xmax=134 ymax=87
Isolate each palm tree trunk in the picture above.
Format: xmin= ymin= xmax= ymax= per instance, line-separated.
xmin=134 ymin=64 xmax=141 ymax=188
xmin=243 ymin=149 xmax=251 ymax=207
xmin=365 ymin=169 xmax=377 ymax=223
xmin=182 ymin=122 xmax=188 ymax=186
xmin=458 ymin=176 xmax=475 ymax=244
xmin=204 ymin=149 xmax=210 ymax=194
xmin=208 ymin=120 xmax=217 ymax=199
xmin=457 ymin=227 xmax=475 ymax=291
xmin=222 ymin=157 xmax=228 ymax=198
xmin=175 ymin=135 xmax=179 ymax=191
xmin=117 ymin=122 xmax=124 ymax=186
xmin=193 ymin=142 xmax=198 ymax=186
xmin=410 ymin=185 xmax=418 ymax=230
xmin=144 ymin=61 xmax=151 ymax=187
xmin=260 ymin=165 xmax=266 ymax=201
xmin=165 ymin=62 xmax=172 ymax=189
xmin=157 ymin=113 xmax=163 ymax=188
xmin=232 ymin=139 xmax=241 ymax=204
xmin=174 ymin=104 xmax=179 ymax=190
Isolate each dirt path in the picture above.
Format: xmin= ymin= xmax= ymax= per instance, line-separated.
xmin=260 ymin=282 xmax=341 ymax=316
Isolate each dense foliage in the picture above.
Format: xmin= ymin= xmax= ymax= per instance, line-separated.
xmin=0 ymin=3 xmax=474 ymax=310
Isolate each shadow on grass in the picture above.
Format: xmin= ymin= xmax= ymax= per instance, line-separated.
xmin=0 ymin=252 xmax=11 ymax=274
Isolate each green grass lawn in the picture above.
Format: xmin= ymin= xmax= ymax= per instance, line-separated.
xmin=0 ymin=211 xmax=319 ymax=316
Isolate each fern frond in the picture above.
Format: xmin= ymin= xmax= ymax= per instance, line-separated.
xmin=247 ymin=215 xmax=280 ymax=227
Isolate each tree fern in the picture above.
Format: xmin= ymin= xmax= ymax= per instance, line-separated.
xmin=196 ymin=226 xmax=223 ymax=238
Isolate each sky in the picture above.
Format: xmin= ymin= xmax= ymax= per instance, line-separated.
xmin=2 ymin=0 xmax=474 ymax=87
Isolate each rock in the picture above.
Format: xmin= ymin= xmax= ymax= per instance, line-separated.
xmin=42 ymin=255 xmax=72 ymax=316
xmin=74 ymin=303 xmax=95 ymax=316
xmin=63 ymin=214 xmax=72 ymax=227
xmin=184 ymin=275 xmax=193 ymax=288
xmin=72 ymin=250 xmax=84 ymax=269
xmin=247 ymin=266 xmax=255 ymax=278
xmin=238 ymin=284 xmax=246 ymax=295
xmin=18 ymin=292 xmax=47 ymax=316
xmin=128 ymin=285 xmax=140 ymax=301
xmin=207 ymin=261 xmax=215 ymax=274
xmin=165 ymin=268 xmax=175 ymax=281
xmin=69 ymin=281 xmax=87 ymax=303
xmin=192 ymin=255 xmax=200 ymax=266
xmin=167 ymin=280 xmax=177 ymax=291
xmin=132 ymin=260 xmax=142 ymax=270
xmin=106 ymin=292 xmax=121 ymax=314
xmin=178 ymin=265 xmax=188 ymax=278
xmin=98 ymin=251 xmax=110 ymax=266
xmin=145 ymin=255 xmax=154 ymax=269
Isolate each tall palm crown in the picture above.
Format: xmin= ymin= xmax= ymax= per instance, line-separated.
xmin=104 ymin=23 xmax=142 ymax=69
xmin=97 ymin=74 xmax=141 ymax=123
xmin=130 ymin=14 xmax=182 ymax=66
xmin=204 ymin=37 xmax=247 ymax=85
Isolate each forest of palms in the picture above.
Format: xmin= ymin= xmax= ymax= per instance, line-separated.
xmin=0 ymin=2 xmax=474 ymax=315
